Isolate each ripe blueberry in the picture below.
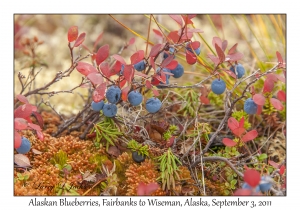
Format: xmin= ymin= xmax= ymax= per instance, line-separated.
xmin=132 ymin=151 xmax=146 ymax=163
xmin=146 ymin=97 xmax=162 ymax=113
xmin=186 ymin=46 xmax=201 ymax=56
xmin=244 ymin=98 xmax=258 ymax=115
xmin=103 ymin=103 xmax=118 ymax=117
xmin=91 ymin=100 xmax=104 ymax=111
xmin=259 ymin=176 xmax=272 ymax=192
xmin=133 ymin=60 xmax=145 ymax=71
xmin=230 ymin=63 xmax=245 ymax=79
xmin=242 ymin=183 xmax=260 ymax=193
xmin=16 ymin=137 xmax=31 ymax=154
xmin=211 ymin=79 xmax=226 ymax=95
xmin=106 ymin=86 xmax=121 ymax=104
xmin=172 ymin=63 xmax=184 ymax=78
xmin=128 ymin=91 xmax=143 ymax=106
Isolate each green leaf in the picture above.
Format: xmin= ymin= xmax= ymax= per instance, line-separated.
xmin=258 ymin=153 xmax=268 ymax=161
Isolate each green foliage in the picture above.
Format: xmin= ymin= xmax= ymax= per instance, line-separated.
xmin=208 ymin=91 xmax=223 ymax=107
xmin=50 ymin=150 xmax=72 ymax=176
xmin=157 ymin=148 xmax=181 ymax=190
xmin=91 ymin=117 xmax=122 ymax=151
xmin=163 ymin=125 xmax=178 ymax=140
xmin=127 ymin=140 xmax=149 ymax=156
xmin=178 ymin=89 xmax=199 ymax=117
xmin=231 ymin=110 xmax=251 ymax=129
xmin=262 ymin=97 xmax=277 ymax=115
xmin=89 ymin=154 xmax=110 ymax=173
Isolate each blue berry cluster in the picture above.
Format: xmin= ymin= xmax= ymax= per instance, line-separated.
xmin=211 ymin=79 xmax=226 ymax=95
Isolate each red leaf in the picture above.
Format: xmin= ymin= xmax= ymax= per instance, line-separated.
xmin=166 ymin=136 xmax=175 ymax=147
xmin=137 ymin=182 xmax=147 ymax=196
xmin=253 ymin=94 xmax=266 ymax=106
xmin=244 ymin=169 xmax=260 ymax=187
xmin=74 ymin=32 xmax=86 ymax=47
xmin=67 ymin=26 xmax=78 ymax=42
xmin=167 ymin=31 xmax=180 ymax=43
xmin=224 ymin=69 xmax=237 ymax=79
xmin=186 ymin=50 xmax=197 ymax=65
xmin=242 ymin=130 xmax=258 ymax=142
xmin=15 ymin=118 xmax=28 ymax=130
xmin=277 ymin=90 xmax=286 ymax=102
xmin=161 ymin=54 xmax=175 ymax=68
xmin=276 ymin=51 xmax=283 ymax=63
xmin=93 ymin=32 xmax=103 ymax=51
xmin=145 ymin=182 xmax=159 ymax=195
xmin=212 ymin=37 xmax=222 ymax=49
xmin=181 ymin=15 xmax=194 ymax=25
xmin=228 ymin=117 xmax=239 ymax=132
xmin=76 ymin=62 xmax=97 ymax=76
xmin=165 ymin=60 xmax=178 ymax=70
xmin=36 ymin=130 xmax=44 ymax=141
xmin=134 ymin=71 xmax=148 ymax=78
xmin=110 ymin=61 xmax=122 ymax=75
xmin=152 ymin=89 xmax=159 ymax=97
xmin=233 ymin=189 xmax=252 ymax=196
xmin=239 ymin=116 xmax=245 ymax=128
xmin=128 ymin=37 xmax=135 ymax=46
xmin=16 ymin=94 xmax=28 ymax=104
xmin=222 ymin=40 xmax=228 ymax=51
xmin=200 ymin=95 xmax=210 ymax=104
xmin=226 ymin=52 xmax=244 ymax=61
xmin=32 ymin=111 xmax=44 ymax=129
xmin=121 ymin=86 xmax=131 ymax=101
xmin=123 ymin=65 xmax=134 ymax=82
xmin=14 ymin=154 xmax=31 ymax=167
xmin=268 ymin=160 xmax=279 ymax=169
xmin=232 ymin=127 xmax=246 ymax=137
xmin=149 ymin=44 xmax=162 ymax=57
xmin=96 ymin=44 xmax=110 ymax=66
xmin=146 ymin=80 xmax=152 ymax=89
xmin=100 ymin=62 xmax=110 ymax=78
xmin=256 ymin=105 xmax=262 ymax=115
xmin=228 ymin=43 xmax=238 ymax=55
xmin=169 ymin=15 xmax=183 ymax=27
xmin=14 ymin=104 xmax=33 ymax=119
xmin=270 ymin=98 xmax=284 ymax=111
xmin=112 ymin=54 xmax=126 ymax=65
xmin=153 ymin=29 xmax=163 ymax=38
xmin=263 ymin=78 xmax=275 ymax=93
xmin=130 ymin=50 xmax=144 ymax=65
xmin=87 ymin=73 xmax=104 ymax=85
xmin=149 ymin=57 xmax=156 ymax=70
xmin=222 ymin=138 xmax=237 ymax=147
xmin=189 ymin=41 xmax=201 ymax=49
xmin=279 ymin=165 xmax=286 ymax=175
xmin=14 ymin=131 xmax=22 ymax=149
xmin=92 ymin=83 xmax=106 ymax=102
xmin=28 ymin=123 xmax=41 ymax=131
xmin=207 ymin=54 xmax=220 ymax=65
xmin=215 ymin=44 xmax=225 ymax=63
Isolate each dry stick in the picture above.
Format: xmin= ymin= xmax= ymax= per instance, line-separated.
xmin=53 ymin=104 xmax=91 ymax=137
xmin=82 ymin=178 xmax=107 ymax=196
xmin=201 ymin=63 xmax=279 ymax=155
xmin=68 ymin=111 xmax=97 ymax=133
xmin=79 ymin=114 xmax=100 ymax=139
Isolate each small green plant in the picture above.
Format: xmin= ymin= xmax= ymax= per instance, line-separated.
xmin=50 ymin=150 xmax=72 ymax=177
xmin=127 ymin=140 xmax=149 ymax=156
xmin=163 ymin=125 xmax=178 ymax=140
xmin=91 ymin=117 xmax=122 ymax=151
xmin=157 ymin=148 xmax=181 ymax=190
xmin=178 ymin=89 xmax=199 ymax=117
xmin=231 ymin=110 xmax=251 ymax=129
xmin=15 ymin=172 xmax=30 ymax=185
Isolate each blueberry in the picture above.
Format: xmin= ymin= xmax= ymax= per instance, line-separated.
xmin=133 ymin=60 xmax=145 ymax=72
xmin=259 ymin=176 xmax=272 ymax=192
xmin=163 ymin=52 xmax=175 ymax=59
xmin=163 ymin=68 xmax=171 ymax=79
xmin=145 ymin=97 xmax=162 ymax=113
xmin=128 ymin=91 xmax=143 ymax=106
xmin=103 ymin=103 xmax=118 ymax=117
xmin=242 ymin=183 xmax=260 ymax=193
xmin=132 ymin=151 xmax=146 ymax=163
xmin=169 ymin=47 xmax=175 ymax=54
xmin=230 ymin=63 xmax=245 ymax=79
xmin=211 ymin=79 xmax=226 ymax=95
xmin=172 ymin=63 xmax=184 ymax=78
xmin=163 ymin=52 xmax=169 ymax=59
xmin=186 ymin=47 xmax=201 ymax=56
xmin=106 ymin=86 xmax=121 ymax=104
xmin=244 ymin=98 xmax=258 ymax=115
xmin=91 ymin=100 xmax=104 ymax=111
xmin=16 ymin=137 xmax=31 ymax=154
